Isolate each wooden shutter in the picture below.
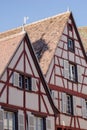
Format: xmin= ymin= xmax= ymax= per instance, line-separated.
xmin=77 ymin=65 xmax=82 ymax=83
xmin=81 ymin=98 xmax=87 ymax=118
xmin=18 ymin=113 xmax=25 ymax=130
xmin=28 ymin=115 xmax=35 ymax=130
xmin=32 ymin=78 xmax=38 ymax=91
xmin=46 ymin=119 xmax=52 ymax=130
xmin=63 ymin=60 xmax=69 ymax=79
xmin=0 ymin=109 xmax=4 ymax=130
xmin=13 ymin=72 xmax=19 ymax=86
xmin=62 ymin=93 xmax=66 ymax=113
xmin=73 ymin=96 xmax=76 ymax=115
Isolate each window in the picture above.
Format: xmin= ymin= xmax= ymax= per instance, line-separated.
xmin=4 ymin=111 xmax=16 ymax=130
xmin=13 ymin=72 xmax=32 ymax=90
xmin=36 ymin=117 xmax=43 ymax=130
xmin=66 ymin=94 xmax=73 ymax=114
xmin=69 ymin=63 xmax=77 ymax=82
xmin=68 ymin=38 xmax=74 ymax=52
xmin=85 ymin=100 xmax=87 ymax=117
xmin=19 ymin=74 xmax=24 ymax=88
xmin=25 ymin=77 xmax=31 ymax=90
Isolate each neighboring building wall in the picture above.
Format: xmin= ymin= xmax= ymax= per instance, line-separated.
xmin=46 ymin=17 xmax=87 ymax=130
xmin=0 ymin=38 xmax=55 ymax=130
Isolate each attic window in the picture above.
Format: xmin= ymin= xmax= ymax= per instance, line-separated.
xmin=68 ymin=38 xmax=74 ymax=52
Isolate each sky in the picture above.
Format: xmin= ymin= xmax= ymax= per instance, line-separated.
xmin=0 ymin=0 xmax=87 ymax=33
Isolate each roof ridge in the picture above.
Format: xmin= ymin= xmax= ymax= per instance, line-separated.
xmin=0 ymin=11 xmax=70 ymax=36
xmin=25 ymin=11 xmax=70 ymax=27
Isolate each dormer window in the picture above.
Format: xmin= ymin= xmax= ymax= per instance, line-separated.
xmin=68 ymin=38 xmax=74 ymax=52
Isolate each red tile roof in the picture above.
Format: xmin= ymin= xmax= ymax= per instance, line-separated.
xmin=78 ymin=27 xmax=87 ymax=53
xmin=0 ymin=32 xmax=25 ymax=76
xmin=0 ymin=11 xmax=70 ymax=76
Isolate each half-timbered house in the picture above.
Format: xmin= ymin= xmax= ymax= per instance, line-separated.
xmin=0 ymin=11 xmax=87 ymax=130
xmin=0 ymin=32 xmax=58 ymax=130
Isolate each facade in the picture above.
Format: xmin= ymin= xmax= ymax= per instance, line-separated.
xmin=0 ymin=11 xmax=87 ymax=130
xmin=0 ymin=33 xmax=58 ymax=130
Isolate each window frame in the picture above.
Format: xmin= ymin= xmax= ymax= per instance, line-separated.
xmin=4 ymin=110 xmax=17 ymax=130
xmin=85 ymin=100 xmax=87 ymax=117
xmin=19 ymin=74 xmax=24 ymax=88
xmin=13 ymin=72 xmax=32 ymax=91
xmin=25 ymin=76 xmax=32 ymax=91
xmin=36 ymin=117 xmax=44 ymax=130
xmin=69 ymin=63 xmax=77 ymax=82
xmin=68 ymin=38 xmax=74 ymax=52
xmin=66 ymin=94 xmax=73 ymax=115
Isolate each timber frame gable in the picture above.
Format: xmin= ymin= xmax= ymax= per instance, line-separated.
xmin=0 ymin=32 xmax=58 ymax=130
xmin=46 ymin=12 xmax=87 ymax=130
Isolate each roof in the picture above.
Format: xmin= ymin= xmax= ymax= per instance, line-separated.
xmin=78 ymin=27 xmax=87 ymax=53
xmin=0 ymin=32 xmax=25 ymax=76
xmin=0 ymin=11 xmax=71 ymax=75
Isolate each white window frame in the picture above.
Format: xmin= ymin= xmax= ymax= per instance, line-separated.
xmin=25 ymin=77 xmax=31 ymax=90
xmin=68 ymin=38 xmax=74 ymax=51
xmin=85 ymin=100 xmax=87 ymax=117
xmin=69 ymin=63 xmax=77 ymax=81
xmin=19 ymin=74 xmax=24 ymax=88
xmin=66 ymin=94 xmax=73 ymax=114
xmin=4 ymin=111 xmax=15 ymax=130
xmin=36 ymin=117 xmax=43 ymax=130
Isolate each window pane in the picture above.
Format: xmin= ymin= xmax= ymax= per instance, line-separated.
xmin=4 ymin=112 xmax=8 ymax=129
xmin=4 ymin=111 xmax=15 ymax=130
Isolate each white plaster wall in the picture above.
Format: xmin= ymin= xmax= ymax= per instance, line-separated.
xmin=16 ymin=55 xmax=24 ymax=71
xmin=62 ymin=50 xmax=68 ymax=59
xmin=69 ymin=52 xmax=74 ymax=62
xmin=55 ymin=76 xmax=63 ymax=87
xmin=46 ymin=116 xmax=55 ymax=130
xmin=9 ymin=87 xmax=23 ymax=106
xmin=0 ymin=83 xmax=5 ymax=91
xmin=43 ymin=95 xmax=53 ymax=114
xmin=50 ymin=71 xmax=54 ymax=85
xmin=75 ymin=41 xmax=80 ymax=48
xmin=60 ymin=114 xmax=71 ymax=126
xmin=55 ymin=66 xmax=61 ymax=76
xmin=25 ymin=43 xmax=39 ymax=77
xmin=76 ymin=56 xmax=81 ymax=64
xmin=55 ymin=48 xmax=62 ymax=57
xmin=40 ymin=83 xmax=45 ymax=93
xmin=58 ymin=41 xmax=64 ymax=48
xmin=26 ymin=92 xmax=38 ymax=111
xmin=0 ymin=87 xmax=7 ymax=103
xmin=25 ymin=57 xmax=33 ymax=75
xmin=81 ymin=59 xmax=86 ymax=67
xmin=79 ymin=50 xmax=84 ymax=58
xmin=41 ymin=98 xmax=47 ymax=113
xmin=73 ymin=30 xmax=78 ymax=40
xmin=68 ymin=81 xmax=72 ymax=90
xmin=61 ymin=35 xmax=67 ymax=42
xmin=79 ymin=118 xmax=87 ymax=129
xmin=82 ymin=85 xmax=87 ymax=95
xmin=1 ymin=71 xmax=7 ymax=82
xmin=69 ymin=31 xmax=72 ymax=37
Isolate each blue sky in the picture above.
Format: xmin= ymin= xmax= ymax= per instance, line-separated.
xmin=0 ymin=0 xmax=87 ymax=32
